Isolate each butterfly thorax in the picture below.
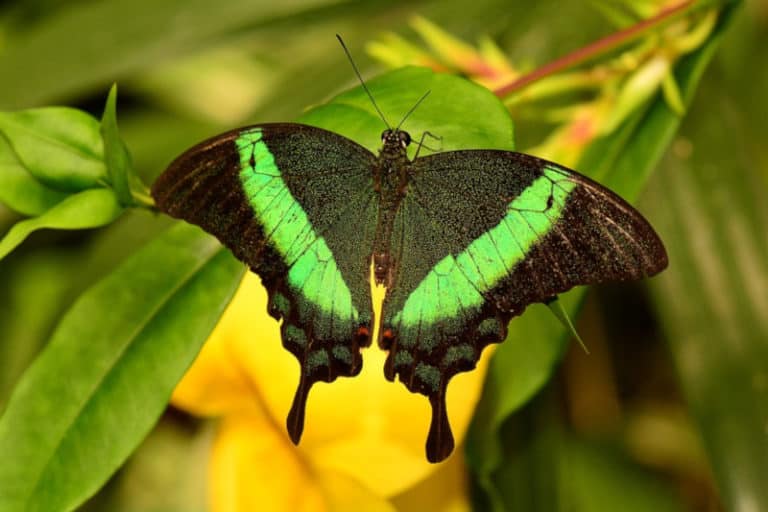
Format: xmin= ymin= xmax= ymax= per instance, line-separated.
xmin=372 ymin=129 xmax=413 ymax=286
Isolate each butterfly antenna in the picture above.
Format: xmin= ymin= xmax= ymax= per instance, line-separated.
xmin=396 ymin=90 xmax=431 ymax=131
xmin=336 ymin=34 xmax=391 ymax=129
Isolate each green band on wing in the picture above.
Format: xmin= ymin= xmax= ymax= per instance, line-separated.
xmin=394 ymin=167 xmax=575 ymax=328
xmin=237 ymin=128 xmax=358 ymax=320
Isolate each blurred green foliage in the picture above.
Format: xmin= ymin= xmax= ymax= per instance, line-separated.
xmin=0 ymin=0 xmax=764 ymax=511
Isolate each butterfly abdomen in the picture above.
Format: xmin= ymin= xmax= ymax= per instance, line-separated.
xmin=371 ymin=141 xmax=412 ymax=286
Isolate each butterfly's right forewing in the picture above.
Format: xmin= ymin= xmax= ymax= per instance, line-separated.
xmin=152 ymin=123 xmax=379 ymax=443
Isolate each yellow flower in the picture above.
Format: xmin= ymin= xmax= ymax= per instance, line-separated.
xmin=172 ymin=271 xmax=491 ymax=511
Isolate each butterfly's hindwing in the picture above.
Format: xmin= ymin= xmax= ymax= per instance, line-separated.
xmin=381 ymin=150 xmax=667 ymax=462
xmin=152 ymin=123 xmax=379 ymax=442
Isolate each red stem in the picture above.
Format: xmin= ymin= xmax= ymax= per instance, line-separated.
xmin=494 ymin=0 xmax=696 ymax=96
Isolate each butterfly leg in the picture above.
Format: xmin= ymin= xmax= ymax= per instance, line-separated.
xmin=412 ymin=131 xmax=443 ymax=160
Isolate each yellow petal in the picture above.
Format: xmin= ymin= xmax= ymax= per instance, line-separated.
xmin=392 ymin=445 xmax=472 ymax=512
xmin=210 ymin=413 xmax=326 ymax=512
xmin=316 ymin=470 xmax=397 ymax=512
xmin=221 ymin=273 xmax=304 ymax=430
xmin=178 ymin=270 xmax=490 ymax=503
xmin=303 ymin=345 xmax=491 ymax=497
xmin=211 ymin=413 xmax=400 ymax=512
xmin=171 ymin=276 xmax=263 ymax=417
xmin=216 ymin=272 xmax=491 ymax=496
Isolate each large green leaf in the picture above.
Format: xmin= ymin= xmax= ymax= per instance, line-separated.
xmin=0 ymin=249 xmax=80 ymax=410
xmin=298 ymin=66 xmax=515 ymax=153
xmin=0 ymin=223 xmax=243 ymax=511
xmin=644 ymin=35 xmax=768 ymax=512
xmin=465 ymin=5 xmax=740 ymax=509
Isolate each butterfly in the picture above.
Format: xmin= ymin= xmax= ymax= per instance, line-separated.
xmin=151 ymin=51 xmax=667 ymax=464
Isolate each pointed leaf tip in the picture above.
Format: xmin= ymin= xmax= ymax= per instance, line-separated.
xmin=100 ymin=83 xmax=136 ymax=207
xmin=546 ymin=297 xmax=589 ymax=354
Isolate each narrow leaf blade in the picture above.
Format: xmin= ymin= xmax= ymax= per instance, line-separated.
xmin=100 ymin=84 xmax=134 ymax=206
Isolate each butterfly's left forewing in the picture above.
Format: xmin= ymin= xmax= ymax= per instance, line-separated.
xmin=152 ymin=123 xmax=379 ymax=442
xmin=382 ymin=150 xmax=667 ymax=462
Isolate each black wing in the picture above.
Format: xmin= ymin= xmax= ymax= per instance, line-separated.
xmin=381 ymin=150 xmax=667 ymax=462
xmin=152 ymin=123 xmax=379 ymax=443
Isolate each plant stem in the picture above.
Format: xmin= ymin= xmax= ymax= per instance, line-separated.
xmin=495 ymin=0 xmax=697 ymax=97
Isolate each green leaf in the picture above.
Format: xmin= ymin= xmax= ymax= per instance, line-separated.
xmin=0 ymin=107 xmax=106 ymax=191
xmin=561 ymin=440 xmax=685 ymax=512
xmin=79 ymin=420 xmax=210 ymax=512
xmin=547 ymin=298 xmax=589 ymax=354
xmin=486 ymin=393 xmax=684 ymax=512
xmin=646 ymin=131 xmax=768 ymax=512
xmin=643 ymin=9 xmax=768 ymax=508
xmin=0 ymin=188 xmax=123 ymax=261
xmin=298 ymin=66 xmax=515 ymax=153
xmin=466 ymin=296 xmax=580 ymax=509
xmin=0 ymin=134 xmax=67 ymax=216
xmin=100 ymin=84 xmax=135 ymax=206
xmin=0 ymin=223 xmax=244 ymax=512
xmin=661 ymin=72 xmax=685 ymax=115
xmin=0 ymin=250 xmax=80 ymax=409
xmin=466 ymin=4 xmax=740 ymax=508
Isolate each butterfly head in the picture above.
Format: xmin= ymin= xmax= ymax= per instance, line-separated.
xmin=381 ymin=129 xmax=411 ymax=149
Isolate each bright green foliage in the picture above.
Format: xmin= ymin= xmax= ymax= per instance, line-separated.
xmin=0 ymin=223 xmax=243 ymax=511
xmin=645 ymin=25 xmax=768 ymax=506
xmin=298 ymin=67 xmax=514 ymax=155
xmin=0 ymin=108 xmax=106 ymax=191
xmin=0 ymin=188 xmax=123 ymax=260
xmin=0 ymin=86 xmax=145 ymax=262
xmin=0 ymin=135 xmax=67 ymax=216
xmin=100 ymin=84 xmax=135 ymax=206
